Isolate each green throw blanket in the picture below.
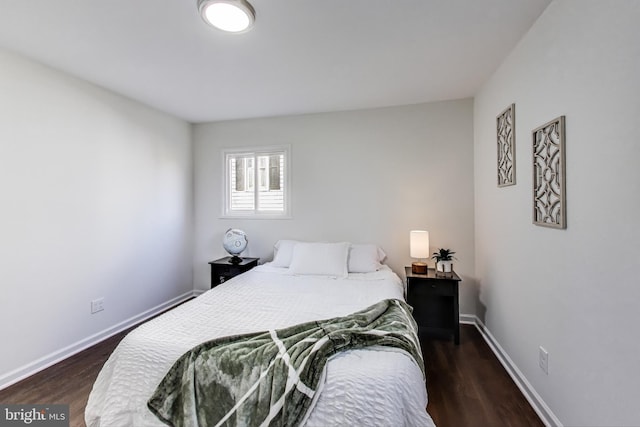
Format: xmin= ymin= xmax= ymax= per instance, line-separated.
xmin=147 ymin=298 xmax=424 ymax=427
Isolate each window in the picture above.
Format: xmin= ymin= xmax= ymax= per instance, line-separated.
xmin=223 ymin=146 xmax=290 ymax=218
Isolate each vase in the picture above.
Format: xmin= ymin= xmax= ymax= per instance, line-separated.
xmin=436 ymin=260 xmax=453 ymax=276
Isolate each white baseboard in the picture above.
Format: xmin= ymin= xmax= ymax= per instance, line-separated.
xmin=460 ymin=314 xmax=563 ymax=427
xmin=459 ymin=313 xmax=476 ymax=325
xmin=0 ymin=290 xmax=197 ymax=391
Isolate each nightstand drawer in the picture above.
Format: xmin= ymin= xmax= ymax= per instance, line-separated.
xmin=410 ymin=280 xmax=455 ymax=296
xmin=215 ymin=264 xmax=240 ymax=276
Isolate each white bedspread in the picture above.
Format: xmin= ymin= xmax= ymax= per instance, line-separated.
xmin=85 ymin=265 xmax=435 ymax=427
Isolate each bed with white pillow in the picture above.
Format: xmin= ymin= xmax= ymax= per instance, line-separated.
xmin=85 ymin=241 xmax=435 ymax=427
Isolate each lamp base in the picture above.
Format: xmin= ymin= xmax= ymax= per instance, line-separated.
xmin=228 ymin=255 xmax=243 ymax=264
xmin=411 ymin=262 xmax=428 ymax=274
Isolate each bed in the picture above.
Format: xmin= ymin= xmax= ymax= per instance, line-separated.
xmin=85 ymin=242 xmax=435 ymax=427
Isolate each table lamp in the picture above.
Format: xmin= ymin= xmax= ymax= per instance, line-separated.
xmin=410 ymin=230 xmax=429 ymax=274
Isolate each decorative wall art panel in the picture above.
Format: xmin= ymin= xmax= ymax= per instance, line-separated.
xmin=497 ymin=104 xmax=516 ymax=187
xmin=532 ymin=116 xmax=566 ymax=229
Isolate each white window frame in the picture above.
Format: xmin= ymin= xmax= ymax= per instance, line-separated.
xmin=222 ymin=145 xmax=291 ymax=219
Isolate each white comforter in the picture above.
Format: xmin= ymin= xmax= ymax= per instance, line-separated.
xmin=85 ymin=265 xmax=435 ymax=427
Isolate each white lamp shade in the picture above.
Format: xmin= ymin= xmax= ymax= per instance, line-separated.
xmin=410 ymin=230 xmax=430 ymax=259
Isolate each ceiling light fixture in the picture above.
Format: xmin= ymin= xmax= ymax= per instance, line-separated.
xmin=197 ymin=0 xmax=256 ymax=33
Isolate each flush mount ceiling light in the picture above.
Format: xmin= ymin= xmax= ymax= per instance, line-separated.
xmin=198 ymin=0 xmax=256 ymax=33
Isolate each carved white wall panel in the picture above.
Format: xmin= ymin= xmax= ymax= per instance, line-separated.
xmin=497 ymin=104 xmax=516 ymax=187
xmin=532 ymin=116 xmax=566 ymax=229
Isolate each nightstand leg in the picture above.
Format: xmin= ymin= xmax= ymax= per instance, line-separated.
xmin=453 ymin=292 xmax=460 ymax=345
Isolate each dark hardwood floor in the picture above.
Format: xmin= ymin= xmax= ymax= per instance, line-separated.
xmin=423 ymin=326 xmax=544 ymax=427
xmin=0 ymin=324 xmax=543 ymax=427
xmin=0 ymin=329 xmax=130 ymax=427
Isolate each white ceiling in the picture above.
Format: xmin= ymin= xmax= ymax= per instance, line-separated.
xmin=0 ymin=0 xmax=550 ymax=123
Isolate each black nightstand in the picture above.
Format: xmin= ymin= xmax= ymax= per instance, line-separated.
xmin=209 ymin=257 xmax=259 ymax=288
xmin=405 ymin=267 xmax=462 ymax=345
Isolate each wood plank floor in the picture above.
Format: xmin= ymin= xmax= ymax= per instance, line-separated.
xmin=0 ymin=329 xmax=130 ymax=427
xmin=0 ymin=324 xmax=543 ymax=427
xmin=422 ymin=326 xmax=544 ymax=427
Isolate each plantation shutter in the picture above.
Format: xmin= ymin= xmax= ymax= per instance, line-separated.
xmin=269 ymin=155 xmax=281 ymax=191
xmin=225 ymin=147 xmax=288 ymax=216
xmin=235 ymin=158 xmax=245 ymax=191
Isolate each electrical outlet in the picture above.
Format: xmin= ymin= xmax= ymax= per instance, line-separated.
xmin=539 ymin=346 xmax=549 ymax=375
xmin=91 ymin=298 xmax=104 ymax=314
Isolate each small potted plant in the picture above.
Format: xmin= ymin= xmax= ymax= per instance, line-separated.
xmin=432 ymin=248 xmax=456 ymax=276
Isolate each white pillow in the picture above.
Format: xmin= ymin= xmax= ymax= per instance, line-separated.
xmin=289 ymin=242 xmax=350 ymax=278
xmin=348 ymin=244 xmax=386 ymax=273
xmin=271 ymin=240 xmax=300 ymax=267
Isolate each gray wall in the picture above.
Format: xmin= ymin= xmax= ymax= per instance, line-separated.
xmin=193 ymin=100 xmax=476 ymax=311
xmin=0 ymin=48 xmax=193 ymax=385
xmin=473 ymin=1 xmax=640 ymax=425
